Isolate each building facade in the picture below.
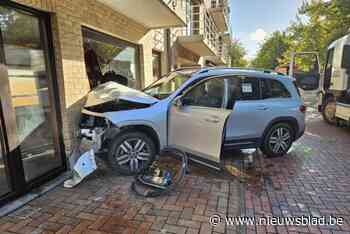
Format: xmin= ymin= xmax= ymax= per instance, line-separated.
xmin=150 ymin=0 xmax=231 ymax=78
xmin=0 ymin=0 xmax=230 ymax=205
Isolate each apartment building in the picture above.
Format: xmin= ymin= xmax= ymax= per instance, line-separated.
xmin=0 ymin=0 xmax=189 ymax=205
xmin=0 ymin=0 xmax=231 ymax=205
xmin=150 ymin=0 xmax=232 ymax=81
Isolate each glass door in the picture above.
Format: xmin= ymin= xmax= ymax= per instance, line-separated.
xmin=0 ymin=123 xmax=10 ymax=197
xmin=0 ymin=2 xmax=64 ymax=193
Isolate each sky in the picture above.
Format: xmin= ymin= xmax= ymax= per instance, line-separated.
xmin=229 ymin=0 xmax=306 ymax=60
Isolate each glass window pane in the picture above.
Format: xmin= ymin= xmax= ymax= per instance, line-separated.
xmin=185 ymin=78 xmax=225 ymax=108
xmin=152 ymin=52 xmax=161 ymax=80
xmin=239 ymin=77 xmax=260 ymax=100
xmin=0 ymin=6 xmax=62 ymax=182
xmin=83 ymin=31 xmax=139 ymax=89
xmin=262 ymin=79 xmax=291 ymax=99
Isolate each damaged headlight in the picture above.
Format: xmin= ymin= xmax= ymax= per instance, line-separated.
xmin=80 ymin=113 xmax=108 ymax=129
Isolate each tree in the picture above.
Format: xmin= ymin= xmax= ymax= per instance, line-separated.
xmin=281 ymin=0 xmax=350 ymax=66
xmin=227 ymin=40 xmax=248 ymax=67
xmin=251 ymin=31 xmax=291 ymax=69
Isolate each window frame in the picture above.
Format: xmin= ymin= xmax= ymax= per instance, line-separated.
xmin=324 ymin=48 xmax=335 ymax=90
xmin=152 ymin=49 xmax=162 ymax=80
xmin=0 ymin=0 xmax=66 ymax=205
xmin=82 ymin=27 xmax=142 ymax=89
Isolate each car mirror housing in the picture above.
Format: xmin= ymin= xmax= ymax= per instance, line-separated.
xmin=173 ymin=96 xmax=183 ymax=107
xmin=181 ymin=97 xmax=192 ymax=106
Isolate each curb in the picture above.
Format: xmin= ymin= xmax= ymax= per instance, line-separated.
xmin=0 ymin=171 xmax=71 ymax=217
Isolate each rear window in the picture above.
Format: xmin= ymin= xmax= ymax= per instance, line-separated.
xmin=261 ymin=79 xmax=291 ymax=99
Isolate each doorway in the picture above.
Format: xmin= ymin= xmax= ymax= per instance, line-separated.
xmin=0 ymin=2 xmax=65 ymax=205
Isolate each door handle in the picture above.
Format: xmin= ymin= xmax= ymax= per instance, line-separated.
xmin=256 ymin=105 xmax=269 ymax=111
xmin=204 ymin=118 xmax=220 ymax=123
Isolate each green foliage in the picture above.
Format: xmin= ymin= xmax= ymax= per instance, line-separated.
xmin=253 ymin=0 xmax=350 ymax=69
xmin=282 ymin=0 xmax=350 ymax=66
xmin=227 ymin=40 xmax=248 ymax=67
xmin=251 ymin=31 xmax=291 ymax=69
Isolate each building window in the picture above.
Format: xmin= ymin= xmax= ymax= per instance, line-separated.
xmin=152 ymin=50 xmax=162 ymax=80
xmin=82 ymin=27 xmax=140 ymax=89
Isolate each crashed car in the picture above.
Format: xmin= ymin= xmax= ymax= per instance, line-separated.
xmin=80 ymin=67 xmax=306 ymax=175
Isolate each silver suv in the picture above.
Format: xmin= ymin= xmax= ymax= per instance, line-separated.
xmin=80 ymin=67 xmax=306 ymax=175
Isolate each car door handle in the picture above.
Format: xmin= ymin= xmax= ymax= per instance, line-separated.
xmin=204 ymin=118 xmax=220 ymax=123
xmin=256 ymin=105 xmax=269 ymax=111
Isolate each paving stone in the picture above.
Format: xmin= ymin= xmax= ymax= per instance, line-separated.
xmin=242 ymin=112 xmax=350 ymax=234
xmin=5 ymin=110 xmax=346 ymax=234
xmin=162 ymin=224 xmax=187 ymax=234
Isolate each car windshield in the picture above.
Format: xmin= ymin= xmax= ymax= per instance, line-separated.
xmin=143 ymin=72 xmax=192 ymax=100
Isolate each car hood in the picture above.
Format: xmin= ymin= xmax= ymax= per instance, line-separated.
xmin=84 ymin=81 xmax=159 ymax=108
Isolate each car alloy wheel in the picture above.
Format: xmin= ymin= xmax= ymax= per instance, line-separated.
xmin=268 ymin=127 xmax=292 ymax=154
xmin=115 ymin=138 xmax=152 ymax=173
xmin=108 ymin=131 xmax=156 ymax=175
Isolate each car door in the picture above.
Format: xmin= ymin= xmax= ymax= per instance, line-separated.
xmin=289 ymin=52 xmax=321 ymax=107
xmin=225 ymin=76 xmax=273 ymax=146
xmin=168 ymin=77 xmax=232 ymax=165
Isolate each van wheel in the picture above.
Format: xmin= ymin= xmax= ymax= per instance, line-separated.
xmin=107 ymin=131 xmax=156 ymax=175
xmin=322 ymin=101 xmax=337 ymax=125
xmin=260 ymin=123 xmax=294 ymax=158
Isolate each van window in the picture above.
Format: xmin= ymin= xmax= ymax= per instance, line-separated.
xmin=324 ymin=48 xmax=335 ymax=90
xmin=342 ymin=45 xmax=350 ymax=70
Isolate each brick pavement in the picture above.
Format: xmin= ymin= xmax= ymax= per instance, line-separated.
xmin=243 ymin=114 xmax=350 ymax=234
xmin=0 ymin=157 xmax=241 ymax=234
xmin=2 ymin=112 xmax=350 ymax=234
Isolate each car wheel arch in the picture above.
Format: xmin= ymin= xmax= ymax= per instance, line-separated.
xmin=261 ymin=117 xmax=299 ymax=143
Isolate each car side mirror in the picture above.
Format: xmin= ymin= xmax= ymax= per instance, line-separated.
xmin=181 ymin=96 xmax=193 ymax=106
xmin=174 ymin=96 xmax=193 ymax=107
xmin=173 ymin=96 xmax=183 ymax=107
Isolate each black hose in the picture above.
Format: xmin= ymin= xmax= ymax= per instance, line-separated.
xmin=131 ymin=147 xmax=188 ymax=197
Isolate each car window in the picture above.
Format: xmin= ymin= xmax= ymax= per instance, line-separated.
xmin=239 ymin=77 xmax=260 ymax=100
xmin=262 ymin=79 xmax=291 ymax=99
xmin=183 ymin=78 xmax=225 ymax=108
xmin=227 ymin=77 xmax=241 ymax=108
xmin=143 ymin=72 xmax=191 ymax=100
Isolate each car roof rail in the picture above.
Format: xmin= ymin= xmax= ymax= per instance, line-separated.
xmin=174 ymin=66 xmax=203 ymax=72
xmin=175 ymin=66 xmax=287 ymax=76
xmin=230 ymin=67 xmax=287 ymax=76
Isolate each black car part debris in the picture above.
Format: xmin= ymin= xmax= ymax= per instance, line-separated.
xmin=131 ymin=147 xmax=188 ymax=197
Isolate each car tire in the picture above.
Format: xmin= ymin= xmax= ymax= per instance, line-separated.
xmin=322 ymin=101 xmax=337 ymax=125
xmin=107 ymin=131 xmax=156 ymax=175
xmin=260 ymin=123 xmax=294 ymax=158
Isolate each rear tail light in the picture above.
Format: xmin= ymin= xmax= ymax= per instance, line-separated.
xmin=299 ymin=105 xmax=307 ymax=113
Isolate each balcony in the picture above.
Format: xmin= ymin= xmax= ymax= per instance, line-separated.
xmin=221 ymin=31 xmax=231 ymax=44
xmin=204 ymin=39 xmax=229 ymax=66
xmin=97 ymin=0 xmax=186 ymax=29
xmin=217 ymin=40 xmax=229 ymax=65
xmin=206 ymin=0 xmax=229 ymax=32
xmin=177 ymin=4 xmax=218 ymax=57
